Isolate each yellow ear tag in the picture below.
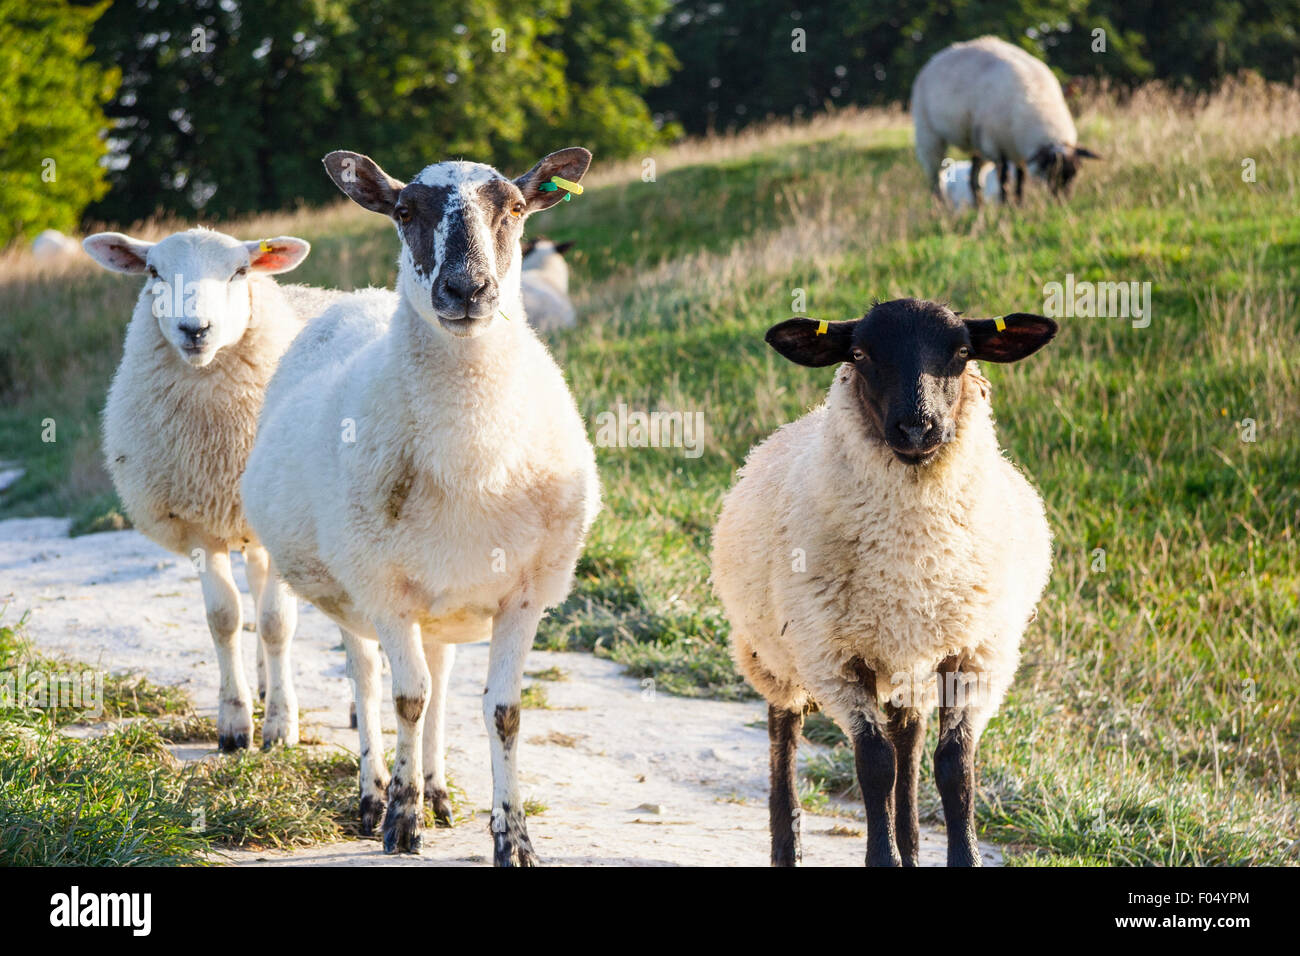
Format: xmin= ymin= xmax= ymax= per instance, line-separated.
xmin=815 ymin=319 xmax=829 ymax=335
xmin=259 ymin=239 xmax=272 ymax=253
xmin=550 ymin=175 xmax=584 ymax=196
xmin=994 ymin=316 xmax=1006 ymax=331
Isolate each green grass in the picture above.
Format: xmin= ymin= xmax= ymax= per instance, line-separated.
xmin=0 ymin=611 xmax=446 ymax=865
xmin=1 ymin=81 xmax=1297 ymax=864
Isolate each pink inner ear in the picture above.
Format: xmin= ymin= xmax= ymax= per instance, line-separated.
xmin=95 ymin=240 xmax=146 ymax=271
xmin=250 ymin=247 xmax=294 ymax=271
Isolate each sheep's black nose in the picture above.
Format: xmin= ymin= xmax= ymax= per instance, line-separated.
xmin=899 ymin=420 xmax=934 ymax=446
xmin=441 ymin=274 xmax=491 ymax=304
xmin=179 ymin=323 xmax=210 ymax=344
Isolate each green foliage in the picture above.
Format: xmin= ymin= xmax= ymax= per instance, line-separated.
xmin=649 ymin=0 xmax=1300 ymax=134
xmin=538 ymin=0 xmax=682 ymax=155
xmin=0 ymin=0 xmax=118 ymax=247
xmin=85 ymin=0 xmax=678 ymax=224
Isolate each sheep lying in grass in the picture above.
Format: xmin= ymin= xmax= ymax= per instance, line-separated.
xmin=939 ymin=160 xmax=1003 ymax=210
xmin=242 ymin=146 xmax=600 ymax=863
xmin=712 ymin=298 xmax=1057 ymax=867
xmin=913 ymin=36 xmax=1099 ymax=204
xmin=32 ymin=229 xmax=78 ymax=260
xmin=83 ymin=228 xmax=312 ymax=751
xmin=520 ymin=237 xmax=576 ymax=333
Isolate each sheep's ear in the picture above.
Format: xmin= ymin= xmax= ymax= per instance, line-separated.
xmin=243 ymin=236 xmax=311 ymax=274
xmin=322 ymin=150 xmax=406 ymax=217
xmin=765 ymin=317 xmax=858 ymax=367
xmin=515 ymin=147 xmax=592 ymax=213
xmin=553 ymin=240 xmax=575 ymax=255
xmin=1075 ymin=146 xmax=1102 ymax=160
xmin=83 ymin=232 xmax=153 ymax=274
xmin=965 ymin=314 xmax=1058 ymax=363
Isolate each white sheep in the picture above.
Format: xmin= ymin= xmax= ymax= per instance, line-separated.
xmin=520 ymin=237 xmax=576 ymax=332
xmin=711 ymin=297 xmax=1057 ymax=867
xmin=938 ymin=159 xmax=1003 ymax=210
xmin=242 ymin=147 xmax=601 ymax=863
xmin=912 ymin=36 xmax=1099 ymax=203
xmin=83 ymin=227 xmax=312 ymax=751
xmin=32 ymin=229 xmax=79 ymax=260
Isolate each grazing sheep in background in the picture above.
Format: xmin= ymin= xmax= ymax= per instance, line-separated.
xmin=939 ymin=159 xmax=1003 ymax=211
xmin=912 ymin=36 xmax=1099 ymax=204
xmin=83 ymin=228 xmax=312 ymax=751
xmin=242 ymin=147 xmax=601 ymax=863
xmin=32 ymin=229 xmax=79 ymax=260
xmin=711 ymin=298 xmax=1057 ymax=867
xmin=520 ymin=237 xmax=576 ymax=332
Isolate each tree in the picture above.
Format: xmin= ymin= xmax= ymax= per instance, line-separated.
xmin=533 ymin=0 xmax=682 ymax=158
xmin=649 ymin=0 xmax=1300 ymax=136
xmin=0 ymin=0 xmax=118 ymax=247
xmin=85 ymin=0 xmax=679 ymax=225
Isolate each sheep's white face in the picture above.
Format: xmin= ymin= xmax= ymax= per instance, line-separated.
xmin=322 ymin=147 xmax=592 ymax=339
xmin=83 ymin=229 xmax=310 ymax=368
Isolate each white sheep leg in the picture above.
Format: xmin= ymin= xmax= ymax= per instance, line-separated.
xmin=914 ymin=125 xmax=948 ymax=196
xmin=484 ymin=597 xmax=543 ymax=867
xmin=341 ymin=628 xmax=389 ymax=836
xmin=420 ymin=638 xmax=456 ymax=826
xmin=243 ymin=546 xmax=269 ymax=701
xmin=195 ymin=541 xmax=253 ymax=752
xmin=248 ymin=548 xmax=298 ymax=747
xmin=376 ymin=617 xmax=429 ymax=853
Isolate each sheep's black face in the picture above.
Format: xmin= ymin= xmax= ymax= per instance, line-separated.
xmin=764 ymin=298 xmax=1059 ymax=467
xmin=846 ymin=301 xmax=971 ymax=464
xmin=322 ymin=147 xmax=592 ymax=338
xmin=1030 ymin=144 xmax=1101 ymax=197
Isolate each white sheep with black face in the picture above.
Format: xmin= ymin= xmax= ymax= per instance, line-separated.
xmin=242 ymin=147 xmax=600 ymax=864
xmin=82 ymin=227 xmax=312 ymax=751
xmin=912 ymin=36 xmax=1100 ymax=204
xmin=711 ymin=298 xmax=1057 ymax=867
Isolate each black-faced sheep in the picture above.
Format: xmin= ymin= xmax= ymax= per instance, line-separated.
xmin=912 ymin=36 xmax=1100 ymax=204
xmin=712 ymin=298 xmax=1057 ymax=866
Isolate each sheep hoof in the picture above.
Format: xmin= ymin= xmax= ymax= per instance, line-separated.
xmin=382 ymin=782 xmax=423 ymax=853
xmin=493 ymin=839 xmax=540 ymax=868
xmin=217 ymin=698 xmax=253 ymax=753
xmin=426 ymin=787 xmax=454 ymax=827
xmin=358 ymin=794 xmax=386 ymax=836
xmin=217 ymin=731 xmax=250 ymax=753
xmin=382 ymin=810 xmax=423 ymax=854
xmin=491 ymin=806 xmax=539 ymax=867
xmin=261 ymin=712 xmax=299 ymax=749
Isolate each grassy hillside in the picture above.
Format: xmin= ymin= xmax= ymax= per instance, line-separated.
xmin=1 ymin=78 xmax=1296 ymax=864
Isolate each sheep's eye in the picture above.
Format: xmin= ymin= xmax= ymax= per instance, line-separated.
xmin=509 ymin=202 xmax=525 ymax=218
xmin=395 ymin=206 xmax=412 ymax=224
xmin=956 ymin=345 xmax=971 ymax=360
xmin=850 ymin=347 xmax=867 ymax=362
xmin=146 ymin=265 xmax=159 ymax=279
xmin=232 ymin=266 xmax=248 ymax=280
